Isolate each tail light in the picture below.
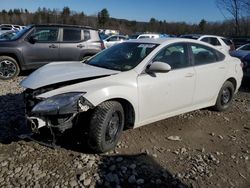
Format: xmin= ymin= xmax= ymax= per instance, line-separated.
xmin=240 ymin=62 xmax=244 ymax=68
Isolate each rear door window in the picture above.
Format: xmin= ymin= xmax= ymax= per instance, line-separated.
xmin=63 ymin=28 xmax=81 ymax=42
xmin=190 ymin=44 xmax=224 ymax=65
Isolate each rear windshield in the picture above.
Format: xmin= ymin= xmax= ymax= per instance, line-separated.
xmin=222 ymin=38 xmax=233 ymax=45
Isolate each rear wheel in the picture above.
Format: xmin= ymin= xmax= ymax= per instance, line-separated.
xmin=88 ymin=101 xmax=124 ymax=153
xmin=0 ymin=56 xmax=20 ymax=80
xmin=213 ymin=81 xmax=234 ymax=111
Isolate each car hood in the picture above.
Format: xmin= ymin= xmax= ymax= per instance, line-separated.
xmin=21 ymin=61 xmax=120 ymax=89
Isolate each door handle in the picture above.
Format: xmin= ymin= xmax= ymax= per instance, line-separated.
xmin=185 ymin=73 xmax=194 ymax=78
xmin=49 ymin=44 xmax=58 ymax=48
xmin=77 ymin=44 xmax=85 ymax=48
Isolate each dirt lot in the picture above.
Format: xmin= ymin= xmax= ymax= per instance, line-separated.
xmin=0 ymin=77 xmax=250 ymax=188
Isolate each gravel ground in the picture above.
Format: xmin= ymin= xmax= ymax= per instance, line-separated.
xmin=0 ymin=77 xmax=250 ymax=188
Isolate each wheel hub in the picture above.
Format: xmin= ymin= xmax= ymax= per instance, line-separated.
xmin=106 ymin=112 xmax=120 ymax=143
xmin=0 ymin=60 xmax=16 ymax=78
xmin=221 ymin=88 xmax=231 ymax=105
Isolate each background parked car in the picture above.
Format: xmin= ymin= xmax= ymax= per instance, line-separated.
xmin=0 ymin=24 xmax=104 ymax=80
xmin=0 ymin=25 xmax=16 ymax=34
xmin=241 ymin=54 xmax=250 ymax=78
xmin=230 ymin=45 xmax=250 ymax=78
xmin=0 ymin=30 xmax=18 ymax=40
xmin=103 ymin=35 xmax=128 ymax=48
xmin=180 ymin=34 xmax=235 ymax=52
xmin=236 ymin=43 xmax=250 ymax=51
xmin=129 ymin=33 xmax=161 ymax=39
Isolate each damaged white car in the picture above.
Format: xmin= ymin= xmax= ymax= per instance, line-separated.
xmin=21 ymin=38 xmax=243 ymax=152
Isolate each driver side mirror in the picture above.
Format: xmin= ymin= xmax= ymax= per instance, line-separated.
xmin=147 ymin=61 xmax=171 ymax=73
xmin=28 ymin=35 xmax=37 ymax=44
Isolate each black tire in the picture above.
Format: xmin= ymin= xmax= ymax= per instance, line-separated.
xmin=88 ymin=101 xmax=124 ymax=153
xmin=213 ymin=81 xmax=235 ymax=111
xmin=0 ymin=56 xmax=20 ymax=80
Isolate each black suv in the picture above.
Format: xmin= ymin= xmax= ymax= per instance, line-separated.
xmin=0 ymin=24 xmax=104 ymax=80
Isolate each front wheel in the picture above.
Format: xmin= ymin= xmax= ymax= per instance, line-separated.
xmin=88 ymin=101 xmax=124 ymax=153
xmin=0 ymin=56 xmax=20 ymax=80
xmin=213 ymin=81 xmax=235 ymax=111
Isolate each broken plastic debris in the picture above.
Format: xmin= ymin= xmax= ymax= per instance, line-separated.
xmin=167 ymin=136 xmax=182 ymax=141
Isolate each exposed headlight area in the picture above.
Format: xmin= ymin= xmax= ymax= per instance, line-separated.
xmin=25 ymin=91 xmax=94 ymax=133
xmin=32 ymin=92 xmax=86 ymax=115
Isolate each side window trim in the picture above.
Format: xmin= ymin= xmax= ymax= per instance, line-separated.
xmin=188 ymin=42 xmax=225 ymax=66
xmin=28 ymin=27 xmax=60 ymax=43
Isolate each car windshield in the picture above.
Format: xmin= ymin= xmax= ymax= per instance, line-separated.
xmin=86 ymin=42 xmax=158 ymax=71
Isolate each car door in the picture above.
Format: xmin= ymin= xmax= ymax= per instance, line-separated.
xmin=137 ymin=43 xmax=196 ymax=123
xmin=59 ymin=27 xmax=87 ymax=61
xmin=189 ymin=43 xmax=227 ymax=106
xmin=22 ymin=27 xmax=59 ymax=67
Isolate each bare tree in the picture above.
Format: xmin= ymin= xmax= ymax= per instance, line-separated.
xmin=216 ymin=0 xmax=245 ymax=35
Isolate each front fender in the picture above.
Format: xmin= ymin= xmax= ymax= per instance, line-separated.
xmin=84 ymin=85 xmax=139 ymax=123
xmin=35 ymin=71 xmax=139 ymax=123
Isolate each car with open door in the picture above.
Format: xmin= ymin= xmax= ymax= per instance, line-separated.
xmin=20 ymin=38 xmax=243 ymax=153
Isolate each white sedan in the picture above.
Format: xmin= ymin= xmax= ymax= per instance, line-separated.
xmin=103 ymin=35 xmax=128 ymax=48
xmin=21 ymin=38 xmax=243 ymax=152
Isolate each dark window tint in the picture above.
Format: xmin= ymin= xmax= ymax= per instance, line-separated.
xmin=222 ymin=38 xmax=233 ymax=46
xmin=153 ymin=43 xmax=189 ymax=69
xmin=84 ymin=30 xmax=90 ymax=41
xmin=201 ymin=37 xmax=221 ymax=46
xmin=118 ymin=36 xmax=126 ymax=40
xmin=241 ymin=44 xmax=250 ymax=51
xmin=63 ymin=28 xmax=81 ymax=42
xmin=191 ymin=44 xmax=222 ymax=65
xmin=201 ymin=37 xmax=209 ymax=43
xmin=108 ymin=36 xmax=118 ymax=41
xmin=32 ymin=28 xmax=58 ymax=42
xmin=138 ymin=36 xmax=150 ymax=39
xmin=210 ymin=37 xmax=221 ymax=46
xmin=1 ymin=27 xmax=12 ymax=30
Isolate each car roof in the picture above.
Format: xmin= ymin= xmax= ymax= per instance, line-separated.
xmin=126 ymin=38 xmax=223 ymax=52
xmin=198 ymin=34 xmax=226 ymax=39
xmin=32 ymin=24 xmax=97 ymax=30
xmin=181 ymin=34 xmax=227 ymax=39
xmin=127 ymin=38 xmax=205 ymax=44
xmin=139 ymin=34 xmax=159 ymax=36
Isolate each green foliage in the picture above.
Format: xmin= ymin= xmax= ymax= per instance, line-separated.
xmin=98 ymin=8 xmax=110 ymax=27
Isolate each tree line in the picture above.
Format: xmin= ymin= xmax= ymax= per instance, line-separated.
xmin=0 ymin=2 xmax=249 ymax=37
